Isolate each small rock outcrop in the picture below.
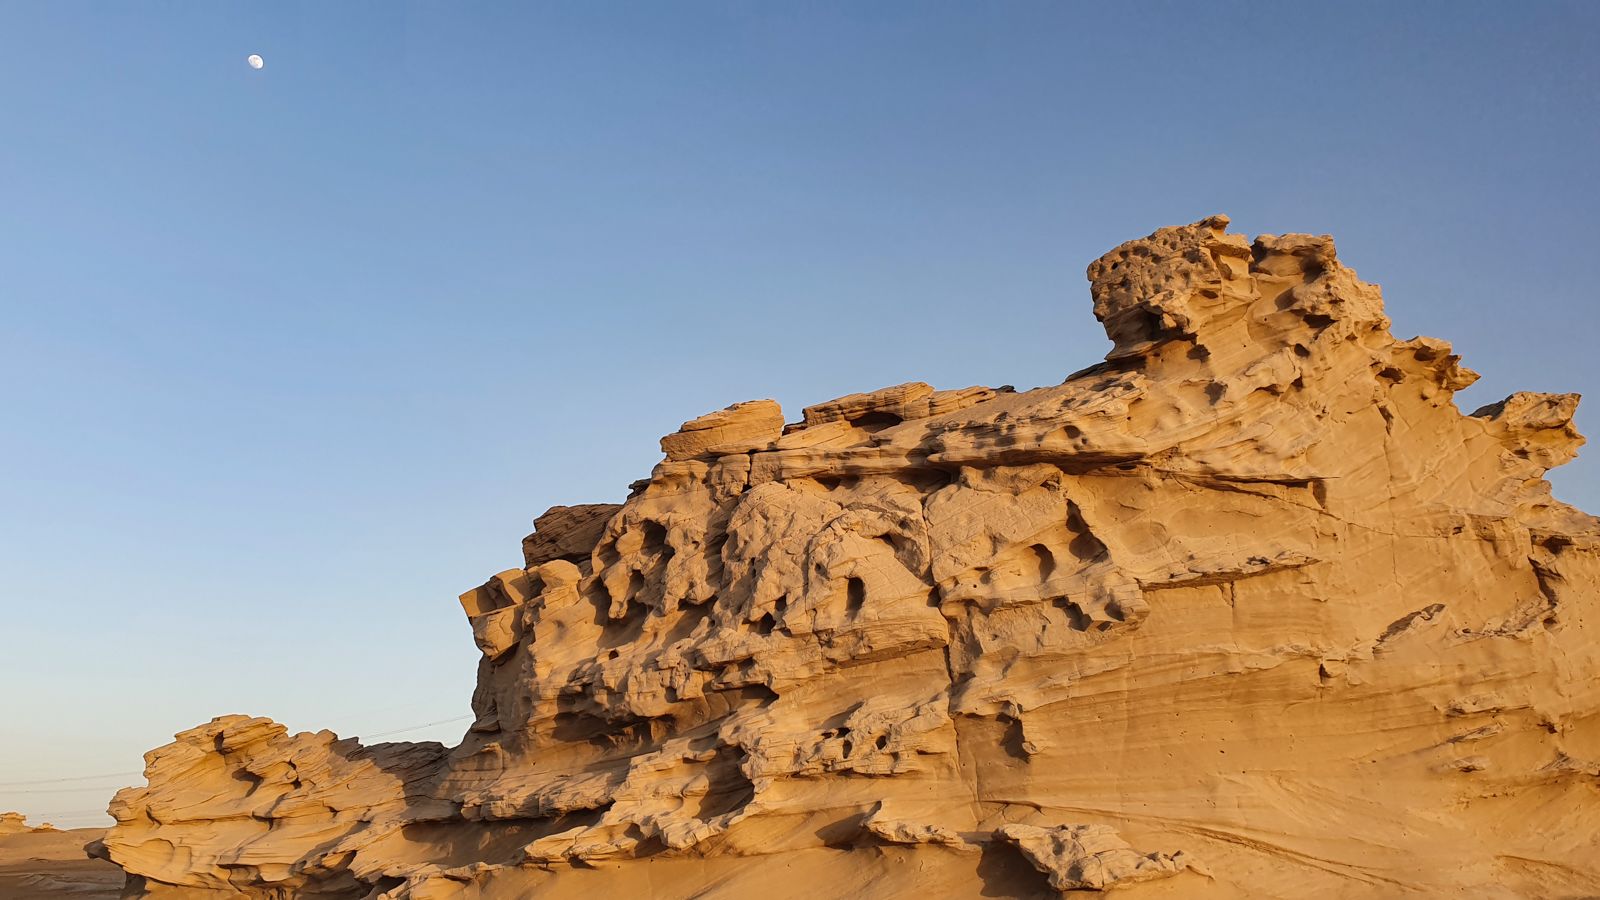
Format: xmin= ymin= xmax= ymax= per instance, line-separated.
xmin=994 ymin=824 xmax=1196 ymax=891
xmin=97 ymin=217 xmax=1600 ymax=898
xmin=0 ymin=812 xmax=57 ymax=835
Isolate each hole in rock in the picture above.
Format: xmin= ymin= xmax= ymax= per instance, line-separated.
xmin=908 ymin=468 xmax=956 ymax=491
xmin=1065 ymin=504 xmax=1109 ymax=563
xmin=851 ymin=411 xmax=903 ymax=431
xmin=641 ymin=520 xmax=669 ymax=551
xmin=1029 ymin=544 xmax=1057 ymax=581
xmin=552 ymin=711 xmax=661 ymax=752
xmin=1139 ymin=308 xmax=1167 ymax=338
xmin=1055 ymin=599 xmax=1092 ymax=632
xmin=846 ymin=577 xmax=867 ymax=615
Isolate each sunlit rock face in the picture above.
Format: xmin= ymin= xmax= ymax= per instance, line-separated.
xmin=99 ymin=218 xmax=1600 ymax=899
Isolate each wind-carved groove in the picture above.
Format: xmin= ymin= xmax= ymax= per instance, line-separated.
xmin=754 ymin=612 xmax=776 ymax=635
xmin=1374 ymin=604 xmax=1446 ymax=652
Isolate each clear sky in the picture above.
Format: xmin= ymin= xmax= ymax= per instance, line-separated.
xmin=2 ymin=2 xmax=1597 ymax=828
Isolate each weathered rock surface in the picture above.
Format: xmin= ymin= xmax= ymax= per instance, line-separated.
xmin=994 ymin=824 xmax=1196 ymax=892
xmin=98 ymin=217 xmax=1600 ymax=898
xmin=520 ymin=504 xmax=622 ymax=568
xmin=0 ymin=812 xmax=60 ymax=836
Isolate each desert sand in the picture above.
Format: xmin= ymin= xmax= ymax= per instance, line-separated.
xmin=88 ymin=217 xmax=1599 ymax=898
xmin=0 ymin=815 xmax=118 ymax=899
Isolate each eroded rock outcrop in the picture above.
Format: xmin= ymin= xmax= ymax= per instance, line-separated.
xmin=0 ymin=813 xmax=59 ymax=836
xmin=99 ymin=217 xmax=1600 ymax=898
xmin=994 ymin=824 xmax=1196 ymax=892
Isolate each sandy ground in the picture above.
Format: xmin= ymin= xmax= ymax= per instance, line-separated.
xmin=0 ymin=828 xmax=121 ymax=898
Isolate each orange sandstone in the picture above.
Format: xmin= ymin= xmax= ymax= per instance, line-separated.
xmin=96 ymin=218 xmax=1600 ymax=898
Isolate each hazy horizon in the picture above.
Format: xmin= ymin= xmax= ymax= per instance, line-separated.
xmin=3 ymin=1 xmax=1597 ymax=827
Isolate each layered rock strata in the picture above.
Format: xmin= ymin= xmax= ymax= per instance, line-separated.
xmin=98 ymin=217 xmax=1600 ymax=898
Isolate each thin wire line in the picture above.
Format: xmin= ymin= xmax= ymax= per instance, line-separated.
xmin=2 ymin=785 xmax=133 ymax=795
xmin=362 ymin=714 xmax=472 ymax=739
xmin=0 ymin=771 xmax=142 ymax=787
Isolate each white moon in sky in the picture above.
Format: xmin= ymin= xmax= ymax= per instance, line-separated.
xmin=247 ymin=54 xmax=264 ymax=70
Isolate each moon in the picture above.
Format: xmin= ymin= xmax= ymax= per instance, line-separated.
xmin=247 ymin=54 xmax=264 ymax=70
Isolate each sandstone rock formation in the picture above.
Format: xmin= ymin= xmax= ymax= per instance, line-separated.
xmin=0 ymin=813 xmax=59 ymax=836
xmin=97 ymin=217 xmax=1600 ymax=898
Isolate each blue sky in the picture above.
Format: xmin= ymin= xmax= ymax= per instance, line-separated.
xmin=2 ymin=2 xmax=1596 ymax=827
